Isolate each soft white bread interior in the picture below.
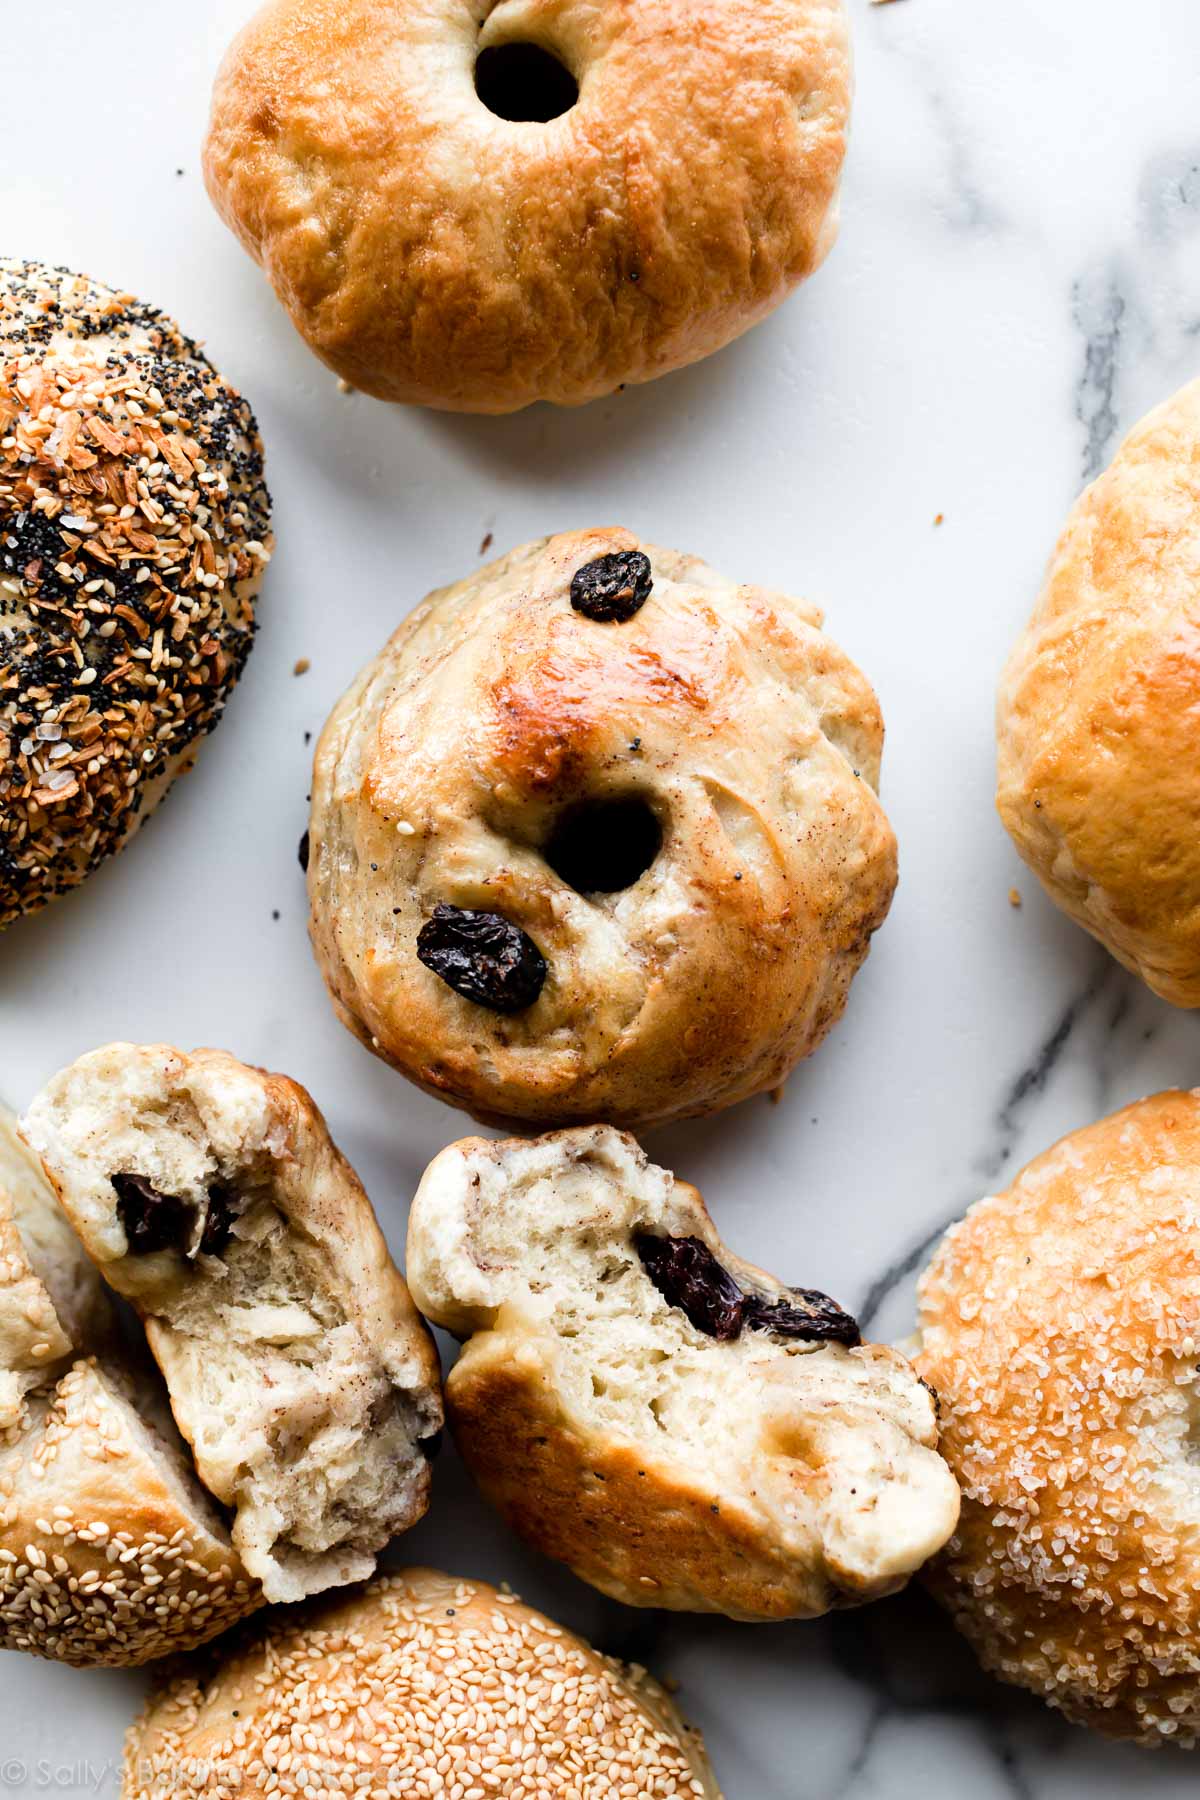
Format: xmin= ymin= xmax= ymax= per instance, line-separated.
xmin=22 ymin=1045 xmax=443 ymax=1605
xmin=0 ymin=1101 xmax=259 ymax=1665
xmin=408 ymin=1127 xmax=959 ymax=1618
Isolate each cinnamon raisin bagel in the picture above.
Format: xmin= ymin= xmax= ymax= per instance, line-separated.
xmin=307 ymin=528 xmax=897 ymax=1132
xmin=203 ymin=0 xmax=850 ymax=412
xmin=407 ymin=1126 xmax=959 ymax=1619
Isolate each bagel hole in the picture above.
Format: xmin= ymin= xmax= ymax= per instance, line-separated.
xmin=475 ymin=42 xmax=578 ymax=122
xmin=543 ymin=797 xmax=662 ymax=895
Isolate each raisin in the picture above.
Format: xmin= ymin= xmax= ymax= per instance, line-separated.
xmin=112 ymin=1173 xmax=191 ymax=1255
xmin=742 ymin=1288 xmax=861 ymax=1348
xmin=199 ymin=1183 xmax=239 ymax=1257
xmin=635 ymin=1234 xmax=744 ymax=1340
xmin=569 ymin=551 xmax=653 ymax=623
xmin=416 ymin=903 xmax=548 ymax=1012
xmin=298 ymin=829 xmax=310 ymax=872
xmin=113 ymin=1173 xmax=241 ymax=1258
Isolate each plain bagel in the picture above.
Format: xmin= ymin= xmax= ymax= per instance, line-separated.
xmin=997 ymin=379 xmax=1200 ymax=1005
xmin=203 ymin=0 xmax=850 ymax=412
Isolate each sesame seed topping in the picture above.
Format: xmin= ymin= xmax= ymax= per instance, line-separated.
xmin=127 ymin=1572 xmax=715 ymax=1798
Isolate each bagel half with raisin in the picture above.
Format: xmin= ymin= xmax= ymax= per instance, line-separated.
xmin=406 ymin=1126 xmax=959 ymax=1618
xmin=0 ymin=1103 xmax=261 ymax=1666
xmin=308 ymin=528 xmax=897 ymax=1132
xmin=22 ymin=1044 xmax=443 ymax=1605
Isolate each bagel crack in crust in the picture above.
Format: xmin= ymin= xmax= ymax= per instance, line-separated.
xmin=203 ymin=0 xmax=850 ymax=412
xmin=406 ymin=1126 xmax=960 ymax=1618
xmin=308 ymin=528 xmax=898 ymax=1132
xmin=22 ymin=1044 xmax=443 ymax=1605
xmin=0 ymin=1105 xmax=261 ymax=1666
xmin=915 ymin=1092 xmax=1200 ymax=1745
xmin=0 ymin=259 xmax=272 ymax=929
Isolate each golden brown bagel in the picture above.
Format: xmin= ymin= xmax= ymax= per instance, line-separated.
xmin=124 ymin=1568 xmax=722 ymax=1798
xmin=203 ymin=0 xmax=850 ymax=412
xmin=914 ymin=1091 xmax=1200 ymax=1745
xmin=307 ymin=528 xmax=897 ymax=1131
xmin=997 ymin=379 xmax=1200 ymax=1005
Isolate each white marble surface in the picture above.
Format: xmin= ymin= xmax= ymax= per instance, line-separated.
xmin=3 ymin=0 xmax=1199 ymax=1794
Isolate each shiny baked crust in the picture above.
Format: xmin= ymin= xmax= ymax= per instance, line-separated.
xmin=23 ymin=1044 xmax=443 ymax=1604
xmin=0 ymin=259 xmax=272 ymax=929
xmin=407 ymin=1127 xmax=959 ymax=1618
xmin=914 ymin=1092 xmax=1200 ymax=1745
xmin=308 ymin=528 xmax=897 ymax=1132
xmin=124 ymin=1567 xmax=722 ymax=1798
xmin=203 ymin=0 xmax=849 ymax=412
xmin=997 ymin=380 xmax=1200 ymax=1005
xmin=0 ymin=1103 xmax=260 ymax=1666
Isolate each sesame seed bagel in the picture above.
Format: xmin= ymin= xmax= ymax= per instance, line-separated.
xmin=307 ymin=528 xmax=897 ymax=1132
xmin=202 ymin=0 xmax=849 ymax=412
xmin=0 ymin=1102 xmax=260 ymax=1666
xmin=997 ymin=379 xmax=1200 ymax=1005
xmin=0 ymin=259 xmax=272 ymax=930
xmin=914 ymin=1091 xmax=1200 ymax=1745
xmin=124 ymin=1568 xmax=721 ymax=1798
xmin=0 ymin=1359 xmax=260 ymax=1667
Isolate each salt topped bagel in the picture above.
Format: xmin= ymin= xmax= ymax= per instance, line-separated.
xmin=915 ymin=1091 xmax=1200 ymax=1744
xmin=204 ymin=0 xmax=850 ymax=412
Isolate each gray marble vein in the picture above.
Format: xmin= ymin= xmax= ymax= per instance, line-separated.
xmin=4 ymin=1 xmax=1200 ymax=1797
